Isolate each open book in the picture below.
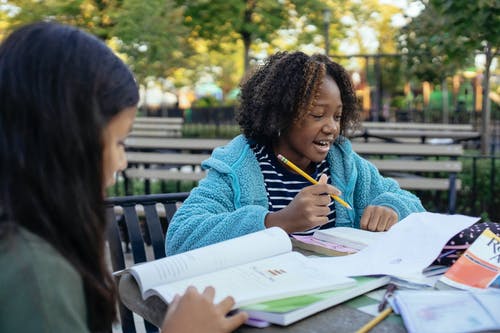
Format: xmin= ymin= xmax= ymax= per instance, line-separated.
xmin=290 ymin=234 xmax=358 ymax=256
xmin=241 ymin=275 xmax=390 ymax=326
xmin=119 ymin=227 xmax=355 ymax=308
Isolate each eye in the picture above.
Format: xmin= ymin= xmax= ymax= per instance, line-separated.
xmin=334 ymin=115 xmax=342 ymax=121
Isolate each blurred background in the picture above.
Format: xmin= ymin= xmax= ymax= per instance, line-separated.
xmin=1 ymin=0 xmax=499 ymax=219
xmin=1 ymin=1 xmax=498 ymax=147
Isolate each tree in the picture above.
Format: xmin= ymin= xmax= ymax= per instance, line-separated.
xmin=109 ymin=0 xmax=193 ymax=80
xmin=4 ymin=0 xmax=115 ymax=39
xmin=398 ymin=0 xmax=500 ymax=153
xmin=174 ymin=0 xmax=328 ymax=72
xmin=2 ymin=0 xmax=193 ymax=80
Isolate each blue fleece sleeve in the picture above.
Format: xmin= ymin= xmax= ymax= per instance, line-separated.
xmin=166 ymin=169 xmax=268 ymax=255
xmin=351 ymin=153 xmax=426 ymax=227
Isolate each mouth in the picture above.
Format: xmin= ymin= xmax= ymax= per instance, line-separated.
xmin=313 ymin=140 xmax=331 ymax=152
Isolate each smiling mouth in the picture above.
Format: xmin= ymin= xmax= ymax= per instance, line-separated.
xmin=314 ymin=140 xmax=330 ymax=147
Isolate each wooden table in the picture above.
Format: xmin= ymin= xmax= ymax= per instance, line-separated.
xmin=118 ymin=274 xmax=406 ymax=333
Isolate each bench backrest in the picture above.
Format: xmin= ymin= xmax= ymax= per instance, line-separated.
xmin=120 ymin=139 xmax=464 ymax=213
xmin=360 ymin=122 xmax=474 ymax=131
xmin=134 ymin=116 xmax=184 ymax=124
xmin=105 ymin=192 xmax=189 ymax=333
xmin=130 ymin=117 xmax=184 ymax=138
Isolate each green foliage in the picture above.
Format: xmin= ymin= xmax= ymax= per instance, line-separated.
xmin=110 ymin=0 xmax=194 ymax=79
xmin=390 ymin=95 xmax=406 ymax=109
xmin=182 ymin=124 xmax=240 ymax=139
xmin=174 ymin=0 xmax=327 ymax=70
xmin=397 ymin=0 xmax=499 ymax=83
xmin=456 ymin=155 xmax=500 ymax=221
xmin=3 ymin=0 xmax=193 ymax=79
xmin=107 ymin=179 xmax=196 ymax=197
xmin=192 ymin=96 xmax=221 ymax=108
xmin=5 ymin=0 xmax=116 ymax=39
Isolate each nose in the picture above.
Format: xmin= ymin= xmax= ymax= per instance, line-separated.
xmin=118 ymin=151 xmax=128 ymax=172
xmin=322 ymin=117 xmax=338 ymax=133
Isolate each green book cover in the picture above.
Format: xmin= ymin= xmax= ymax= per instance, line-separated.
xmin=241 ymin=276 xmax=390 ymax=326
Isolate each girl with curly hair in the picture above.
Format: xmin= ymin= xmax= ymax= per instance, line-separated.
xmin=166 ymin=51 xmax=425 ymax=255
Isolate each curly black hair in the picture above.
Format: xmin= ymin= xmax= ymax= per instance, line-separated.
xmin=237 ymin=51 xmax=359 ymax=144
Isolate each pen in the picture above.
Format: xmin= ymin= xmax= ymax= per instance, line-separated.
xmin=355 ymin=307 xmax=392 ymax=333
xmin=277 ymin=154 xmax=352 ymax=210
xmin=378 ymin=283 xmax=397 ymax=312
xmin=355 ymin=283 xmax=396 ymax=333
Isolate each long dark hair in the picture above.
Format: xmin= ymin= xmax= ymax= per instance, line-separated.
xmin=237 ymin=51 xmax=359 ymax=144
xmin=0 ymin=22 xmax=139 ymax=331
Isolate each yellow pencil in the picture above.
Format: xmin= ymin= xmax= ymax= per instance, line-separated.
xmin=355 ymin=307 xmax=393 ymax=333
xmin=277 ymin=154 xmax=352 ymax=210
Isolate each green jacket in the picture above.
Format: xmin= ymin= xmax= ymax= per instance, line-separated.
xmin=0 ymin=226 xmax=88 ymax=332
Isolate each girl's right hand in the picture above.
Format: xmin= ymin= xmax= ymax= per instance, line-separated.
xmin=161 ymin=286 xmax=248 ymax=333
xmin=264 ymin=174 xmax=340 ymax=233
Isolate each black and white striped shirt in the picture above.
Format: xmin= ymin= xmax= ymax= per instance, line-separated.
xmin=251 ymin=143 xmax=336 ymax=235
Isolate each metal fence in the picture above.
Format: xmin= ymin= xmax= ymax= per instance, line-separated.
xmin=460 ymin=154 xmax=499 ymax=221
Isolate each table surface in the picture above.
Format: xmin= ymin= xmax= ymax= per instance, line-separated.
xmin=118 ymin=274 xmax=406 ymax=333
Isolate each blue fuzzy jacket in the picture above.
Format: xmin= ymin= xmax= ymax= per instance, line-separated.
xmin=166 ymin=135 xmax=425 ymax=255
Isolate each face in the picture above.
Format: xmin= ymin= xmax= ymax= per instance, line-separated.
xmin=274 ymin=75 xmax=342 ymax=171
xmin=102 ymin=106 xmax=136 ymax=188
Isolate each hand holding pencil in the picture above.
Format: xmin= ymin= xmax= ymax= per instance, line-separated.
xmin=277 ymin=154 xmax=352 ymax=210
xmin=263 ymin=154 xmax=350 ymax=233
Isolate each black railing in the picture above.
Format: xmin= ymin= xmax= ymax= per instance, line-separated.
xmin=461 ymin=154 xmax=499 ymax=221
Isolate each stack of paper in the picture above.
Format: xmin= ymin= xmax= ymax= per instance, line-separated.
xmin=313 ymin=227 xmax=386 ymax=250
xmin=391 ymin=289 xmax=500 ymax=333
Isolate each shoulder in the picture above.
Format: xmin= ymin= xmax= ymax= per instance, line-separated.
xmin=203 ymin=134 xmax=255 ymax=171
xmin=0 ymin=227 xmax=88 ymax=332
xmin=212 ymin=134 xmax=250 ymax=158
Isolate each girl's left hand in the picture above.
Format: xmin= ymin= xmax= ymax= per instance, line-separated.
xmin=360 ymin=206 xmax=398 ymax=231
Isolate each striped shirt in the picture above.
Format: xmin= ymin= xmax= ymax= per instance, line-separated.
xmin=251 ymin=143 xmax=336 ymax=235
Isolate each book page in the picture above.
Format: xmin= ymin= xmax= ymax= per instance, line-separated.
xmin=130 ymin=227 xmax=292 ymax=294
xmin=309 ymin=213 xmax=479 ymax=277
xmin=146 ymin=251 xmax=355 ymax=307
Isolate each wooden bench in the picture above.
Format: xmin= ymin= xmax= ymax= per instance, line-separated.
xmin=122 ymin=152 xmax=210 ymax=193
xmin=129 ymin=117 xmax=184 ymax=138
xmin=105 ymin=192 xmax=189 ymax=333
xmin=134 ymin=117 xmax=184 ymax=125
xmin=350 ymin=128 xmax=480 ymax=144
xmin=121 ymin=140 xmax=463 ymax=213
xmin=360 ymin=122 xmax=474 ymax=131
xmin=124 ymin=137 xmax=228 ymax=152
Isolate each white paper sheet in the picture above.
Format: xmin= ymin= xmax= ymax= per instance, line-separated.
xmin=310 ymin=212 xmax=479 ymax=277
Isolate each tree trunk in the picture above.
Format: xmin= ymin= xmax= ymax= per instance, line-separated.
xmin=243 ymin=33 xmax=251 ymax=74
xmin=480 ymin=43 xmax=493 ymax=155
xmin=442 ymin=78 xmax=449 ymax=124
